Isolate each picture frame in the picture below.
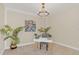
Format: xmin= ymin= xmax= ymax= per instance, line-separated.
xmin=25 ymin=20 xmax=36 ymax=32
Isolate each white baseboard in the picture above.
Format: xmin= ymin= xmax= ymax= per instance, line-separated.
xmin=17 ymin=42 xmax=34 ymax=47
xmin=5 ymin=42 xmax=34 ymax=50
xmin=54 ymin=41 xmax=79 ymax=51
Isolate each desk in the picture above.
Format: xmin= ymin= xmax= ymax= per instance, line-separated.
xmin=33 ymin=38 xmax=53 ymax=51
xmin=34 ymin=38 xmax=52 ymax=42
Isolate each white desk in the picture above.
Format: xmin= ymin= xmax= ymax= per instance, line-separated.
xmin=33 ymin=37 xmax=52 ymax=42
xmin=33 ymin=37 xmax=53 ymax=51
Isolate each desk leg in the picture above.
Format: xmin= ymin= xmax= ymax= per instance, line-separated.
xmin=40 ymin=43 xmax=41 ymax=49
xmin=33 ymin=42 xmax=36 ymax=49
xmin=46 ymin=43 xmax=48 ymax=51
xmin=33 ymin=42 xmax=39 ymax=49
xmin=48 ymin=43 xmax=53 ymax=51
xmin=37 ymin=42 xmax=39 ymax=48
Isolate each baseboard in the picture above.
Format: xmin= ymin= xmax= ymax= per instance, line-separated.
xmin=54 ymin=41 xmax=79 ymax=51
xmin=5 ymin=42 xmax=34 ymax=50
xmin=17 ymin=42 xmax=34 ymax=47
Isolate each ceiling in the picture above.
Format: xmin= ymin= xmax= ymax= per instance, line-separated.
xmin=4 ymin=3 xmax=79 ymax=16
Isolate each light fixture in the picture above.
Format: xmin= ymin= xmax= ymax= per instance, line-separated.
xmin=37 ymin=3 xmax=49 ymax=17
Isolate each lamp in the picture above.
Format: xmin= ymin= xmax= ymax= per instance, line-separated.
xmin=37 ymin=3 xmax=49 ymax=17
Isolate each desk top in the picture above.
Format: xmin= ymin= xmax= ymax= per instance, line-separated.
xmin=33 ymin=38 xmax=53 ymax=43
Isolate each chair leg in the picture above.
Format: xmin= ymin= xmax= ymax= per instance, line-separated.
xmin=40 ymin=42 xmax=48 ymax=51
xmin=40 ymin=42 xmax=41 ymax=49
xmin=46 ymin=43 xmax=48 ymax=51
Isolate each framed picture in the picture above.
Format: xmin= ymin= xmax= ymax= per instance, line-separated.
xmin=25 ymin=20 xmax=36 ymax=32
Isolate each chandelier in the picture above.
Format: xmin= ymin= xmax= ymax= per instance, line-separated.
xmin=37 ymin=3 xmax=49 ymax=17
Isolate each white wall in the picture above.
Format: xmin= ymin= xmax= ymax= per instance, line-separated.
xmin=50 ymin=4 xmax=79 ymax=49
xmin=5 ymin=4 xmax=79 ymax=50
xmin=5 ymin=8 xmax=50 ymax=49
xmin=0 ymin=4 xmax=5 ymax=54
xmin=6 ymin=3 xmax=79 ymax=50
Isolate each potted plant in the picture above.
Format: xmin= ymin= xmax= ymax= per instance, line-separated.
xmin=38 ymin=27 xmax=52 ymax=38
xmin=0 ymin=25 xmax=24 ymax=49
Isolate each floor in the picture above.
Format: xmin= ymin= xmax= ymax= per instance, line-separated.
xmin=3 ymin=43 xmax=79 ymax=55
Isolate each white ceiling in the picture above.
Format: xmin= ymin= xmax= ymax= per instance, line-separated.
xmin=4 ymin=3 xmax=79 ymax=16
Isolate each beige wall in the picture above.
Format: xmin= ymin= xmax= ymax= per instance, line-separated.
xmin=50 ymin=4 xmax=79 ymax=49
xmin=0 ymin=4 xmax=5 ymax=54
xmin=6 ymin=4 xmax=79 ymax=50
xmin=6 ymin=9 xmax=50 ymax=48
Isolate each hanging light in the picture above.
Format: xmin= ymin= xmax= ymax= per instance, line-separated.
xmin=37 ymin=3 xmax=49 ymax=17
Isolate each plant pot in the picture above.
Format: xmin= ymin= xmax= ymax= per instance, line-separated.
xmin=10 ymin=40 xmax=17 ymax=49
xmin=10 ymin=43 xmax=17 ymax=49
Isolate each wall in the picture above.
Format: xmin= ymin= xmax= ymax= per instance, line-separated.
xmin=5 ymin=4 xmax=79 ymax=50
xmin=5 ymin=8 xmax=50 ymax=49
xmin=0 ymin=4 xmax=5 ymax=54
xmin=50 ymin=4 xmax=79 ymax=49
